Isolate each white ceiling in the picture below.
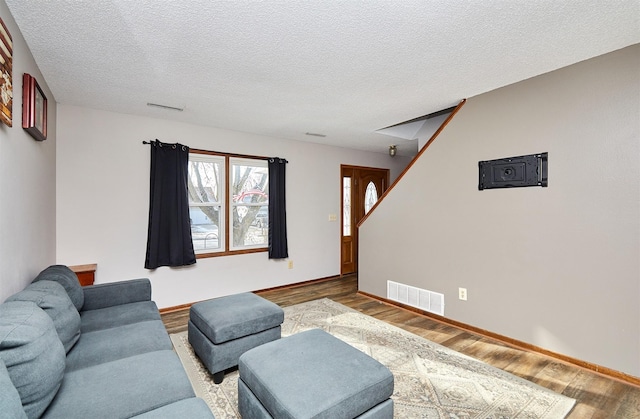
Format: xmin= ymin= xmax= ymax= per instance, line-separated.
xmin=6 ymin=1 xmax=639 ymax=156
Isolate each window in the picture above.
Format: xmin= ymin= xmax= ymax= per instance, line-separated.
xmin=229 ymin=158 xmax=268 ymax=250
xmin=188 ymin=155 xmax=224 ymax=254
xmin=343 ymin=177 xmax=351 ymax=237
xmin=188 ymin=151 xmax=268 ymax=257
xmin=364 ymin=181 xmax=378 ymax=214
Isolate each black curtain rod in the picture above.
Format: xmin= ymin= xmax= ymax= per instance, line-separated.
xmin=142 ymin=140 xmax=187 ymax=151
xmin=142 ymin=139 xmax=177 ymax=145
xmin=144 ymin=141 xmax=286 ymax=162
xmin=190 ymin=148 xmax=273 ymax=161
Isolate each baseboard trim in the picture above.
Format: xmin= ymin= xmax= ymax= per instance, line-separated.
xmin=358 ymin=290 xmax=640 ymax=388
xmin=159 ymin=302 xmax=193 ymax=314
xmin=159 ymin=275 xmax=343 ymax=314
xmin=254 ymin=274 xmax=343 ymax=294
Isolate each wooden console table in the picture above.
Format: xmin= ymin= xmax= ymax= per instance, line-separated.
xmin=69 ymin=264 xmax=97 ymax=286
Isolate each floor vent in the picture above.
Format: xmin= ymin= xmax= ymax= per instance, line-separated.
xmin=387 ymin=280 xmax=445 ymax=316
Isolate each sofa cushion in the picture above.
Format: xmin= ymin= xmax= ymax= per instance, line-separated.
xmin=65 ymin=320 xmax=173 ymax=371
xmin=0 ymin=358 xmax=27 ymax=419
xmin=33 ymin=265 xmax=84 ymax=311
xmin=81 ymin=278 xmax=152 ymax=311
xmin=0 ymin=301 xmax=66 ymax=419
xmin=7 ymin=281 xmax=81 ymax=353
xmin=42 ymin=350 xmax=195 ymax=419
xmin=80 ymin=301 xmax=161 ymax=333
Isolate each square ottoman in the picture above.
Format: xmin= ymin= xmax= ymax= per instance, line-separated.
xmin=188 ymin=292 xmax=284 ymax=384
xmin=238 ymin=328 xmax=394 ymax=419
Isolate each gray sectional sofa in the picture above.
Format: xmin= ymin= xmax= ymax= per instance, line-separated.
xmin=0 ymin=265 xmax=214 ymax=419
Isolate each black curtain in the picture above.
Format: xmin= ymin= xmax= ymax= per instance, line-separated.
xmin=268 ymin=158 xmax=288 ymax=259
xmin=145 ymin=140 xmax=196 ymax=269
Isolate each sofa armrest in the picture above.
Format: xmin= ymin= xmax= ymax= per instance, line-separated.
xmin=81 ymin=278 xmax=152 ymax=311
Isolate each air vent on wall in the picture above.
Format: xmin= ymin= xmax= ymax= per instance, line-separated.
xmin=387 ymin=280 xmax=444 ymax=316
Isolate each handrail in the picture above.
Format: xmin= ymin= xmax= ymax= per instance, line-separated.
xmin=357 ymin=99 xmax=467 ymax=228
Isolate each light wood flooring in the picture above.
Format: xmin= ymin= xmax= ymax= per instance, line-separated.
xmin=161 ymin=275 xmax=640 ymax=419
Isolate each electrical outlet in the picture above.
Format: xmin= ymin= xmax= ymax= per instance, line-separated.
xmin=288 ymin=260 xmax=294 ymax=269
xmin=458 ymin=287 xmax=467 ymax=301
xmin=328 ymin=214 xmax=337 ymax=222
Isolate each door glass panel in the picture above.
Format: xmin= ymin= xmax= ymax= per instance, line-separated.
xmin=364 ymin=181 xmax=378 ymax=214
xmin=343 ymin=177 xmax=351 ymax=236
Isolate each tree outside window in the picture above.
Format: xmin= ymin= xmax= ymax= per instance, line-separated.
xmin=187 ymin=152 xmax=268 ymax=256
xmin=230 ymin=158 xmax=268 ymax=249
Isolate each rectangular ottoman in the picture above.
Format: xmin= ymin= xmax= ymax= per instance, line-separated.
xmin=188 ymin=292 xmax=284 ymax=384
xmin=238 ymin=328 xmax=394 ymax=419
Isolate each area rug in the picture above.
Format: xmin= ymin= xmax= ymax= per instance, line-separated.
xmin=170 ymin=298 xmax=575 ymax=418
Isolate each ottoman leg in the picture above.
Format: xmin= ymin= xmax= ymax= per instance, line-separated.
xmin=213 ymin=371 xmax=225 ymax=384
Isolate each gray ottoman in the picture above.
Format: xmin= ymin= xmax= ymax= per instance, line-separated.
xmin=238 ymin=329 xmax=394 ymax=419
xmin=188 ymin=292 xmax=284 ymax=384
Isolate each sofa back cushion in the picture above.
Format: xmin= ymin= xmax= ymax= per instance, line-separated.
xmin=0 ymin=358 xmax=27 ymax=419
xmin=33 ymin=265 xmax=84 ymax=311
xmin=0 ymin=301 xmax=66 ymax=419
xmin=7 ymin=280 xmax=81 ymax=353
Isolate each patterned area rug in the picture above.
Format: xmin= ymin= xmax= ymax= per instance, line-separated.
xmin=170 ymin=298 xmax=575 ymax=418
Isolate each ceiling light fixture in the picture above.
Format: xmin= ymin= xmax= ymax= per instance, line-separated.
xmin=146 ymin=102 xmax=184 ymax=112
xmin=389 ymin=145 xmax=397 ymax=157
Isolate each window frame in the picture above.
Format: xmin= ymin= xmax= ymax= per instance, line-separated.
xmin=189 ymin=149 xmax=269 ymax=259
xmin=229 ymin=157 xmax=269 ymax=252
xmin=188 ymin=153 xmax=225 ymax=255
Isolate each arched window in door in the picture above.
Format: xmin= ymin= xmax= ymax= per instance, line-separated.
xmin=364 ymin=181 xmax=378 ymax=214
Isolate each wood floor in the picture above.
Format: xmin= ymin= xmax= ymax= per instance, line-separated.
xmin=161 ymin=275 xmax=640 ymax=419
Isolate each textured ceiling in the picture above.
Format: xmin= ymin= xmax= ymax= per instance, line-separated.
xmin=6 ymin=1 xmax=640 ymax=156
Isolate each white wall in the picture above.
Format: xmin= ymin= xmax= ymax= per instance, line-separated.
xmin=56 ymin=105 xmax=410 ymax=308
xmin=0 ymin=2 xmax=56 ymax=302
xmin=360 ymin=45 xmax=640 ymax=376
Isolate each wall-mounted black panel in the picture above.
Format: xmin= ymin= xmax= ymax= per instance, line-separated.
xmin=478 ymin=152 xmax=547 ymax=190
